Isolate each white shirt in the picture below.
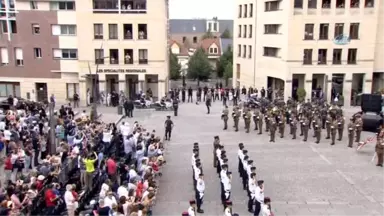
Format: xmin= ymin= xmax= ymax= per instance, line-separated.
xmin=104 ymin=196 xmax=117 ymax=208
xmin=255 ymin=186 xmax=264 ymax=203
xmin=196 ymin=178 xmax=205 ymax=193
xmin=102 ymin=131 xmax=112 ymax=143
xmin=4 ymin=130 xmax=11 ymax=141
xmin=129 ymin=169 xmax=138 ymax=180
xmin=224 ymin=207 xmax=232 ymax=216
xmin=246 ymin=165 xmax=252 ymax=178
xmin=188 ymin=206 xmax=195 ymax=216
xmin=261 ymin=204 xmax=271 ymax=216
xmin=220 ymin=170 xmax=228 ymax=183
xmin=248 ymin=180 xmax=257 ymax=199
xmin=0 ymin=121 xmax=5 ymax=131
xmin=238 ymin=149 xmax=244 ymax=160
xmin=194 ymin=167 xmax=200 ymax=181
xmin=191 ymin=154 xmax=196 ymax=166
xmin=99 ymin=183 xmax=110 ymax=199
xmin=216 ymin=148 xmax=221 ymax=158
xmin=117 ymin=186 xmax=129 ymax=198
xmin=64 ymin=191 xmax=75 ymax=206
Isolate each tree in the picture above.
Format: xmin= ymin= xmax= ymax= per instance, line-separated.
xmin=223 ymin=62 xmax=233 ymax=87
xmin=220 ymin=28 xmax=232 ymax=39
xmin=216 ymin=46 xmax=233 ymax=78
xmin=169 ymin=52 xmax=181 ymax=80
xmin=296 ymin=88 xmax=306 ymax=102
xmin=201 ymin=29 xmax=214 ymax=40
xmin=187 ymin=48 xmax=212 ymax=86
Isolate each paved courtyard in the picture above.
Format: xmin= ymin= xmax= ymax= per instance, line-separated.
xmin=115 ymin=101 xmax=383 ymax=216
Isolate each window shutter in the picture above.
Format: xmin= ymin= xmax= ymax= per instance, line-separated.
xmin=52 ymin=25 xmax=61 ymax=35
xmin=1 ymin=48 xmax=9 ymax=63
xmin=53 ymin=49 xmax=62 ymax=58
xmin=15 ymin=48 xmax=23 ymax=60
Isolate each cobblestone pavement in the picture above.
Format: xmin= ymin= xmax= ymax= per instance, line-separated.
xmin=119 ymin=101 xmax=383 ymax=216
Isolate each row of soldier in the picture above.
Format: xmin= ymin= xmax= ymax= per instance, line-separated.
xmin=221 ymin=100 xmax=365 ymax=147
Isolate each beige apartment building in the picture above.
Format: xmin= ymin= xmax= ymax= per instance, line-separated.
xmin=233 ymin=0 xmax=384 ymax=106
xmin=0 ymin=0 xmax=169 ymax=104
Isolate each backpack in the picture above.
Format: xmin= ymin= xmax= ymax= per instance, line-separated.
xmin=5 ymin=156 xmax=12 ymax=170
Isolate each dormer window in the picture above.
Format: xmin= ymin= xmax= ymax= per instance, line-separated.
xmin=209 ymin=47 xmax=218 ymax=54
xmin=207 ymin=20 xmax=219 ymax=32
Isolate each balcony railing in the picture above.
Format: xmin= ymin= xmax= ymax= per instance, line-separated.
xmin=139 ymin=59 xmax=148 ymax=64
xmin=93 ymin=0 xmax=147 ymax=13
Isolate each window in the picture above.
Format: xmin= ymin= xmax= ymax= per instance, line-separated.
xmin=0 ymin=83 xmax=20 ymax=97
xmin=66 ymin=83 xmax=79 ymax=99
xmin=243 ymin=45 xmax=246 ymax=58
xmin=304 ymin=24 xmax=314 ymax=40
xmin=264 ymin=24 xmax=279 ymax=34
xmin=123 ymin=24 xmax=133 ymax=39
xmin=244 ymin=4 xmax=248 ymax=17
xmin=265 ymin=1 xmax=279 ymax=11
xmin=139 ymin=49 xmax=148 ymax=64
xmin=0 ymin=21 xmax=17 ymax=34
xmin=334 ymin=23 xmax=344 ymax=38
xmin=34 ymin=48 xmax=42 ymax=58
xmin=10 ymin=20 xmax=17 ymax=33
xmin=322 ymin=0 xmax=331 ymax=8
xmin=249 ymin=25 xmax=252 ymax=38
xmin=1 ymin=48 xmax=9 ymax=65
xmin=249 ymin=4 xmax=253 ymax=17
xmin=53 ymin=49 xmax=77 ymax=60
xmin=238 ymin=45 xmax=241 ymax=57
xmin=336 ymin=0 xmax=345 ymax=8
xmin=303 ymin=49 xmax=313 ymax=65
xmin=294 ymin=0 xmax=303 ymax=8
xmin=263 ymin=47 xmax=279 ymax=57
xmin=213 ymin=23 xmax=217 ymax=32
xmin=238 ymin=25 xmax=242 ymax=37
xmin=109 ymin=49 xmax=119 ymax=64
xmin=308 ymin=0 xmax=317 ymax=8
xmin=193 ymin=37 xmax=197 ymax=43
xmin=109 ymin=24 xmax=118 ymax=39
xmin=318 ymin=49 xmax=327 ymax=64
xmin=238 ymin=5 xmax=242 ymax=18
xmin=124 ymin=49 xmax=133 ymax=64
xmin=350 ymin=0 xmax=360 ymax=8
xmin=15 ymin=48 xmax=23 ymax=66
xmin=347 ymin=49 xmax=357 ymax=64
xmin=248 ymin=45 xmax=252 ymax=58
xmin=209 ymin=47 xmax=218 ymax=54
xmin=182 ymin=37 xmax=186 ymax=43
xmin=138 ymin=24 xmax=147 ymax=39
xmin=364 ymin=0 xmax=374 ymax=7
xmin=94 ymin=24 xmax=103 ymax=39
xmin=349 ymin=23 xmax=359 ymax=39
xmin=319 ymin=24 xmax=329 ymax=40
xmin=50 ymin=1 xmax=75 ymax=10
xmin=332 ymin=49 xmax=342 ymax=64
xmin=95 ymin=49 xmax=104 ymax=64
xmin=30 ymin=1 xmax=38 ymax=9
xmin=208 ymin=23 xmax=212 ymax=31
xmin=243 ymin=25 xmax=247 ymax=37
xmin=32 ymin=24 xmax=40 ymax=34
xmin=52 ymin=25 xmax=76 ymax=36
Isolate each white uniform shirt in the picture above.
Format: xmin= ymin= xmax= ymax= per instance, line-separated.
xmin=194 ymin=167 xmax=201 ymax=181
xmin=238 ymin=149 xmax=244 ymax=160
xmin=255 ymin=186 xmax=264 ymax=203
xmin=246 ymin=165 xmax=252 ymax=178
xmin=216 ymin=149 xmax=221 ymax=158
xmin=196 ymin=178 xmax=205 ymax=198
xmin=242 ymin=159 xmax=248 ymax=171
xmin=188 ymin=206 xmax=195 ymax=216
xmin=248 ymin=180 xmax=257 ymax=199
xmin=261 ymin=204 xmax=271 ymax=216
xmin=223 ymin=178 xmax=231 ymax=199
xmin=220 ymin=170 xmax=228 ymax=183
xmin=224 ymin=207 xmax=232 ymax=216
xmin=191 ymin=154 xmax=196 ymax=167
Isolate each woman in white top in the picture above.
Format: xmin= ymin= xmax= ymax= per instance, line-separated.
xmin=64 ymin=184 xmax=76 ymax=216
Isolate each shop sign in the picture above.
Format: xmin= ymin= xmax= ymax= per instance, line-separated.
xmin=97 ymin=69 xmax=146 ymax=73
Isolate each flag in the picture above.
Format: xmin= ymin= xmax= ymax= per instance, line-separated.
xmin=356 ymin=136 xmax=376 ymax=151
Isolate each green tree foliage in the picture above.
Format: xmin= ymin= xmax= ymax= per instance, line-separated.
xmin=296 ymin=88 xmax=306 ymax=102
xmin=216 ymin=46 xmax=233 ymax=78
xmin=223 ymin=62 xmax=233 ymax=86
xmin=169 ymin=52 xmax=181 ymax=80
xmin=187 ymin=48 xmax=212 ymax=85
xmin=201 ymin=29 xmax=214 ymax=40
xmin=220 ymin=28 xmax=232 ymax=39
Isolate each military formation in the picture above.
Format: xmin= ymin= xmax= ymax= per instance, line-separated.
xmin=220 ymin=97 xmax=384 ymax=167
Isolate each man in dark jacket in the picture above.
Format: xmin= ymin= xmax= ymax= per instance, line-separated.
xmin=124 ymin=99 xmax=134 ymax=118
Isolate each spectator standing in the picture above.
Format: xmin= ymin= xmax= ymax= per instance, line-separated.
xmin=83 ymin=151 xmax=98 ymax=191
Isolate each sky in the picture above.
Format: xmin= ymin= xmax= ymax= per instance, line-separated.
xmin=169 ymin=0 xmax=234 ymax=19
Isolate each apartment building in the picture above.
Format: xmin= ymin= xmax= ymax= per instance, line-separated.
xmin=233 ymin=0 xmax=384 ymax=106
xmin=0 ymin=0 xmax=169 ymax=104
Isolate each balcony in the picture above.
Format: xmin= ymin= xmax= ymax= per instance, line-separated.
xmin=121 ymin=0 xmax=147 ymax=14
xmin=124 ymin=49 xmax=133 ymax=64
xmin=124 ymin=24 xmax=133 ymax=39
xmin=138 ymin=24 xmax=147 ymax=39
xmin=109 ymin=49 xmax=119 ymax=64
xmin=93 ymin=0 xmax=119 ymax=13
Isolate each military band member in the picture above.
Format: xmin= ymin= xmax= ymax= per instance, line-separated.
xmin=347 ymin=118 xmax=355 ymax=148
xmin=258 ymin=112 xmax=264 ymax=135
xmin=330 ymin=120 xmax=337 ymax=145
xmin=244 ymin=109 xmax=252 ymax=133
xmin=248 ymin=173 xmax=257 ymax=213
xmin=312 ymin=116 xmax=320 ymax=138
xmin=222 ymin=106 xmax=229 ymax=130
xmin=303 ymin=117 xmax=309 ymax=142
xmin=241 ymin=156 xmax=249 ymax=190
xmin=220 ymin=164 xmax=229 ymax=205
xmin=269 ymin=118 xmax=277 ymax=142
xmin=291 ymin=116 xmax=298 ymax=139
xmin=216 ymin=145 xmax=224 ymax=174
xmin=265 ymin=114 xmax=270 ymax=132
xmin=213 ymin=136 xmax=220 ymax=168
xmin=278 ymin=114 xmax=285 ymax=138
xmin=238 ymin=144 xmax=245 ymax=175
xmin=299 ymin=115 xmax=304 ymax=136
xmin=254 ymin=180 xmax=265 ymax=216
xmin=337 ymin=115 xmax=345 ymax=141
xmin=233 ymin=107 xmax=241 ymax=132
xmin=223 ymin=172 xmax=232 ymax=207
xmin=325 ymin=115 xmax=332 ymax=139
xmin=376 ymin=136 xmax=384 ymax=167
xmin=355 ymin=116 xmax=363 ymax=143
xmin=314 ymin=121 xmax=321 ymax=144
xmin=193 ymin=162 xmax=202 ymax=188
xmin=253 ymin=109 xmax=260 ymax=131
xmin=195 ymin=173 xmax=205 ymax=213
xmin=244 ymin=160 xmax=253 ymax=191
xmin=321 ymin=107 xmax=328 ymax=129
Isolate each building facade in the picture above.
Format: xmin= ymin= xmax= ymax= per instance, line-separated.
xmin=233 ymin=0 xmax=384 ymax=106
xmin=0 ymin=0 xmax=169 ymax=104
